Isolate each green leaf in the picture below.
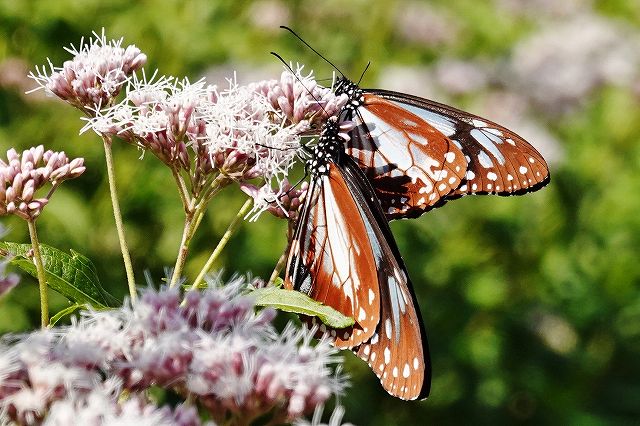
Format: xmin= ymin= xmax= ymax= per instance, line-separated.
xmin=272 ymin=276 xmax=284 ymax=288
xmin=49 ymin=303 xmax=84 ymax=326
xmin=251 ymin=286 xmax=355 ymax=329
xmin=0 ymin=242 xmax=116 ymax=309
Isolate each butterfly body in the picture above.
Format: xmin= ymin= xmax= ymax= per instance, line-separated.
xmin=285 ymin=116 xmax=431 ymax=400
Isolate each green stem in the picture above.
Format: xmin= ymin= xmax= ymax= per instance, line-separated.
xmin=268 ymin=241 xmax=290 ymax=286
xmin=169 ymin=205 xmax=206 ymax=289
xmin=102 ymin=135 xmax=136 ymax=301
xmin=190 ymin=198 xmax=253 ymax=290
xmin=27 ymin=219 xmax=48 ymax=327
xmin=169 ymin=214 xmax=194 ymax=288
xmin=169 ymin=174 xmax=232 ymax=288
xmin=268 ymin=220 xmax=296 ymax=286
xmin=172 ymin=168 xmax=191 ymax=212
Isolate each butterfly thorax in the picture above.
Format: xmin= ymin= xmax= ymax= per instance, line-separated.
xmin=335 ymin=78 xmax=364 ymax=118
xmin=309 ymin=117 xmax=344 ymax=177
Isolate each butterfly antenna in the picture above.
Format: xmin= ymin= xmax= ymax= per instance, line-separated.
xmin=280 ymin=26 xmax=345 ymax=78
xmin=270 ymin=51 xmax=331 ymax=118
xmin=357 ymin=61 xmax=371 ymax=86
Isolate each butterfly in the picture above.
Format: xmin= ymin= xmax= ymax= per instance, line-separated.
xmin=278 ymin=26 xmax=550 ymax=402
xmin=334 ymin=78 xmax=551 ymax=219
xmin=284 ymin=116 xmax=431 ymax=401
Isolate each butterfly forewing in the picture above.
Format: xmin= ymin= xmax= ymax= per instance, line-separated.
xmin=284 ymin=164 xmax=381 ymax=349
xmin=368 ymin=90 xmax=550 ymax=201
xmin=346 ymin=94 xmax=467 ymax=219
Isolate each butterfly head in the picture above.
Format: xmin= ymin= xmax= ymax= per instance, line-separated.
xmin=335 ymin=77 xmax=364 ymax=110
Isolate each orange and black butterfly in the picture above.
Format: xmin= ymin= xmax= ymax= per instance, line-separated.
xmin=281 ymin=27 xmax=550 ymax=401
xmin=284 ymin=116 xmax=431 ymax=401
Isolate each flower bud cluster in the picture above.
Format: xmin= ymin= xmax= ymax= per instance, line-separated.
xmin=28 ymin=29 xmax=146 ymax=113
xmin=250 ymin=67 xmax=349 ymax=134
xmin=0 ymin=276 xmax=347 ymax=424
xmin=0 ymin=146 xmax=86 ymax=219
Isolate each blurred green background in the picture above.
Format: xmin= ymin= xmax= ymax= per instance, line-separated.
xmin=1 ymin=0 xmax=640 ymax=424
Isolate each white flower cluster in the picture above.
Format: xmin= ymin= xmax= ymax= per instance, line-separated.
xmin=0 ymin=277 xmax=347 ymax=425
xmin=250 ymin=66 xmax=348 ymax=134
xmin=29 ymin=30 xmax=349 ymax=221
xmin=28 ymin=29 xmax=146 ymax=112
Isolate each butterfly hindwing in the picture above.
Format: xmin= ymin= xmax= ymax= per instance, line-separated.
xmin=340 ymin=155 xmax=431 ymax=400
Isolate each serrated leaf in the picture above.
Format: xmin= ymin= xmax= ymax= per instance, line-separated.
xmin=251 ymin=286 xmax=354 ymax=329
xmin=0 ymin=242 xmax=116 ymax=309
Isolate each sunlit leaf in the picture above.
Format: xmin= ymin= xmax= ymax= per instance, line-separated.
xmin=251 ymin=286 xmax=354 ymax=329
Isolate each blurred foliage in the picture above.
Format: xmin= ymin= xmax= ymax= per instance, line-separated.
xmin=1 ymin=0 xmax=640 ymax=425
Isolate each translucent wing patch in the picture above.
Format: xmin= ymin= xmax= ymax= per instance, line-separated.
xmin=284 ymin=164 xmax=381 ymax=349
xmin=346 ymin=94 xmax=466 ymax=219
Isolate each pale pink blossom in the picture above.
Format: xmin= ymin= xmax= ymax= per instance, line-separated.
xmin=28 ymin=29 xmax=146 ymax=113
xmin=0 ymin=146 xmax=85 ymax=219
xmin=0 ymin=276 xmax=347 ymax=424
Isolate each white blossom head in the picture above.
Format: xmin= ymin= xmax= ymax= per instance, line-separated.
xmin=250 ymin=65 xmax=349 ymax=134
xmin=28 ymin=29 xmax=147 ymax=114
xmin=202 ymin=80 xmax=301 ymax=183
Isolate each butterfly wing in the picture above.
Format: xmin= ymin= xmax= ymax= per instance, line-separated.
xmin=339 ymin=155 xmax=431 ymax=400
xmin=284 ymin=162 xmax=381 ymax=349
xmin=345 ymin=90 xmax=550 ymax=219
xmin=346 ymin=93 xmax=467 ymax=218
xmin=284 ymin=156 xmax=431 ymax=400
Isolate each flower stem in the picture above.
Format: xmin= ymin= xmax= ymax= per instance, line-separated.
xmin=268 ymin=241 xmax=290 ymax=286
xmin=27 ymin=219 xmax=48 ymax=327
xmin=169 ymin=174 xmax=232 ymax=288
xmin=172 ymin=168 xmax=191 ymax=211
xmin=268 ymin=221 xmax=295 ymax=286
xmin=169 ymin=207 xmax=204 ymax=288
xmin=190 ymin=198 xmax=253 ymax=290
xmin=102 ymin=135 xmax=136 ymax=301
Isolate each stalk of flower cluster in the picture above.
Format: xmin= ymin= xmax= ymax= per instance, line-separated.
xmin=189 ymin=198 xmax=253 ymax=290
xmin=102 ymin=134 xmax=136 ymax=300
xmin=169 ymin=174 xmax=230 ymax=288
xmin=26 ymin=219 xmax=49 ymax=327
xmin=268 ymin=241 xmax=290 ymax=286
xmin=29 ymin=32 xmax=146 ymax=301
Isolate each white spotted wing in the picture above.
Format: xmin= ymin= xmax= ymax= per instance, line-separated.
xmin=284 ymin=156 xmax=431 ymax=400
xmin=345 ymin=90 xmax=550 ymax=219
